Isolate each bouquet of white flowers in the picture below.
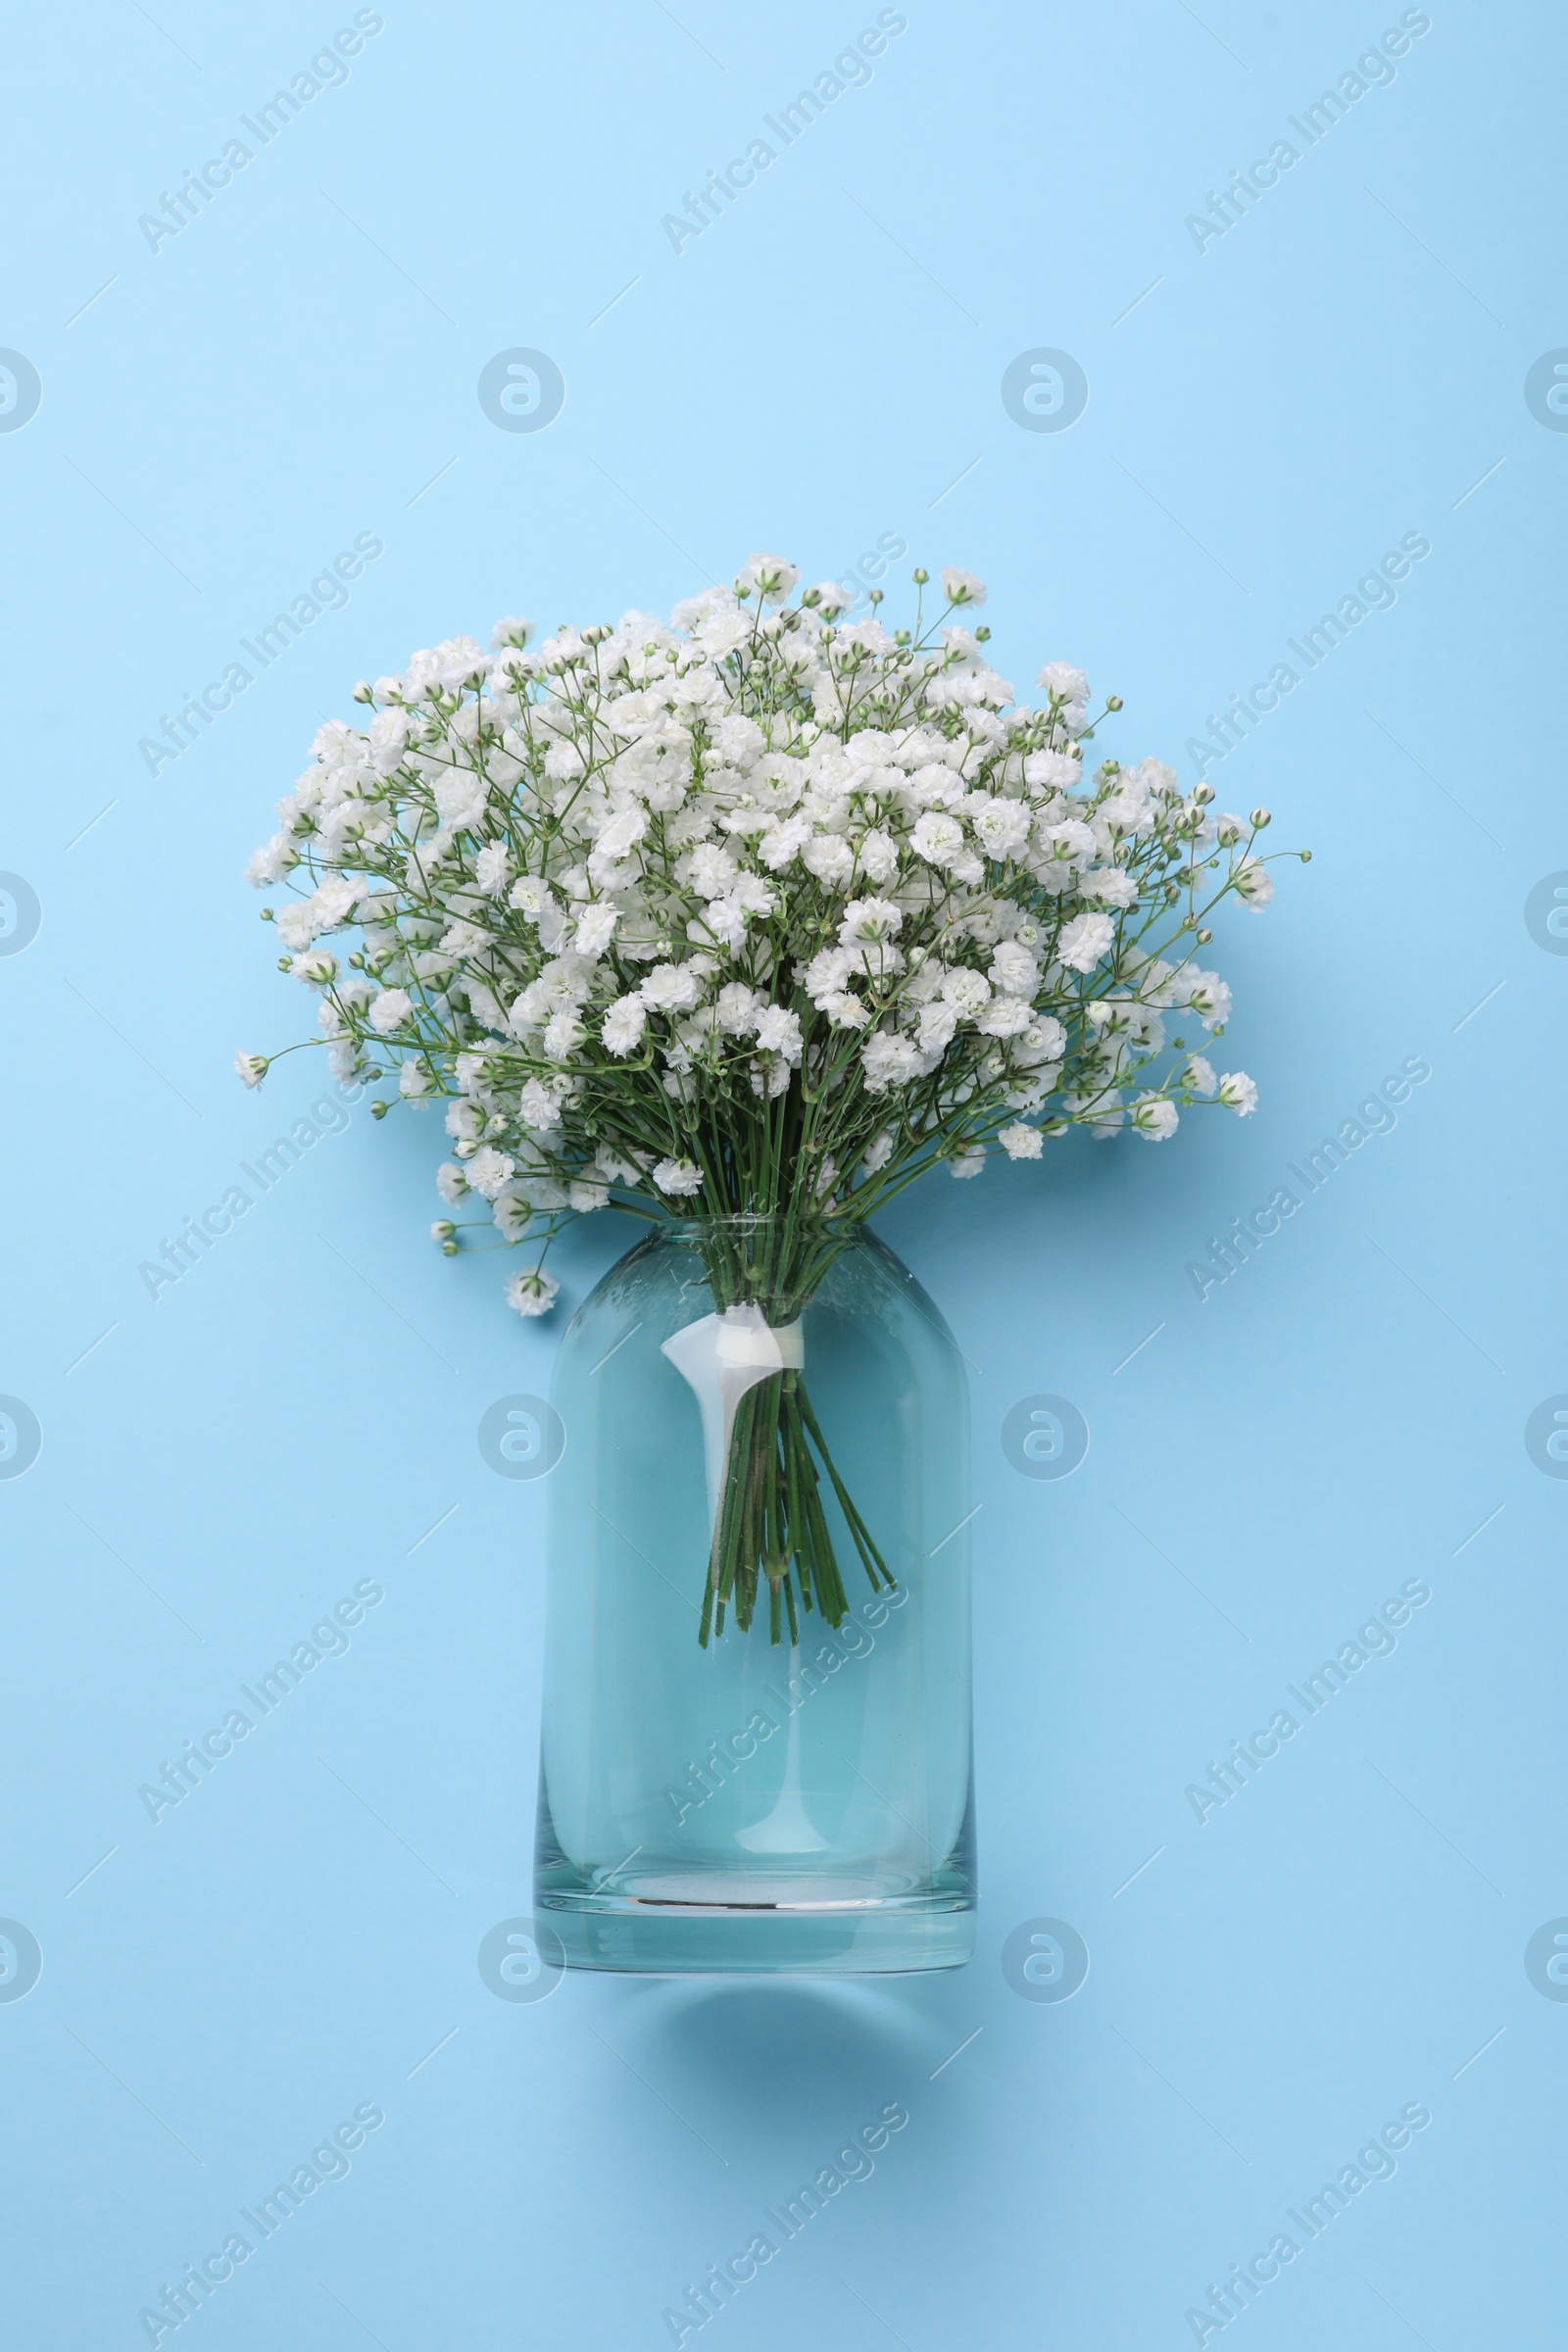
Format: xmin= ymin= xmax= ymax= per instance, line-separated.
xmin=240 ymin=556 xmax=1299 ymax=1644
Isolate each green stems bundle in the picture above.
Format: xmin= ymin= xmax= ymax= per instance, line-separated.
xmin=700 ymin=1366 xmax=893 ymax=1647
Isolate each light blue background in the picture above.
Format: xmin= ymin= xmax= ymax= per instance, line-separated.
xmin=2 ymin=2 xmax=1561 ymax=2344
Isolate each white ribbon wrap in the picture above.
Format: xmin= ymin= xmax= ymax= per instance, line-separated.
xmin=661 ymin=1303 xmax=805 ymax=1529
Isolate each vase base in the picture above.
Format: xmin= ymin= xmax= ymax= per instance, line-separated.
xmin=536 ymin=1877 xmax=975 ymax=1975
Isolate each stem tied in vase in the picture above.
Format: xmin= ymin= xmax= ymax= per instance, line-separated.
xmin=701 ymin=1358 xmax=893 ymax=1647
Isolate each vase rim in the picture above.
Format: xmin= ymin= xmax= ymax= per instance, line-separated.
xmin=655 ymin=1212 xmax=871 ymax=1240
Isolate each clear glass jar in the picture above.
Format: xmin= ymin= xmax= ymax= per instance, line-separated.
xmin=535 ymin=1216 xmax=975 ymax=1974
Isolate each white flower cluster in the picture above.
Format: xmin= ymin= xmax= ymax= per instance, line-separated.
xmin=241 ymin=559 xmax=1292 ymax=1312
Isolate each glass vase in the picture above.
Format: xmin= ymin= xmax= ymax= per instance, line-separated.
xmin=535 ymin=1215 xmax=975 ymax=1974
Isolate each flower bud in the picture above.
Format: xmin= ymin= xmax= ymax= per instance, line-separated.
xmin=1193 ymin=782 xmax=1215 ymax=805
xmin=1299 ymin=848 xmax=1312 ymax=862
xmin=1105 ymin=695 xmax=1123 ymax=710
xmin=276 ymin=955 xmax=293 ymax=971
xmin=1250 ymin=807 xmax=1271 ymax=828
xmin=352 ymin=680 xmax=373 ymax=703
xmin=912 ymin=567 xmax=929 ymax=584
xmin=370 ymin=1100 xmax=390 ymax=1120
xmin=441 ymin=1239 xmax=459 ymax=1256
xmin=1195 ymin=927 xmax=1212 ymax=944
xmin=431 ymin=1220 xmax=456 ymax=1242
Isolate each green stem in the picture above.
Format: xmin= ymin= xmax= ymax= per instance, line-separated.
xmin=698 ymin=1360 xmax=881 ymax=1645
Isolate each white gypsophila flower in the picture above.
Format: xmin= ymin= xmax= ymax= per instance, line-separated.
xmin=653 ymin=1156 xmax=704 ymax=1196
xmin=505 ymin=1267 xmax=560 ymax=1316
xmin=434 ymin=771 xmax=487 ymax=831
xmin=1021 ymin=1014 xmax=1067 ymax=1062
xmin=246 ymin=835 xmax=293 ymax=887
xmin=640 ymin=962 xmax=703 ymax=1012
xmin=1218 ymin=1071 xmax=1258 ymax=1114
xmin=1077 ymin=868 xmax=1139 ymax=909
xmin=862 ymin=1033 xmax=920 ymax=1093
xmin=244 ymin=556 xmax=1290 ymax=1319
xmin=754 ymin=1005 xmax=804 ymax=1062
xmin=1182 ymin=970 xmax=1232 ymax=1029
xmin=975 ymin=994 xmax=1033 ymax=1038
xmin=802 ymin=833 xmax=856 ymax=885
xmin=839 ymin=897 xmax=903 ymax=946
xmin=369 ymin=988 xmax=414 ymax=1034
xmin=1130 ymin=1095 xmax=1179 ymax=1141
xmin=942 ymin=967 xmax=990 ymax=1015
xmin=491 ymin=1189 xmax=531 ymax=1243
xmin=949 ymin=1148 xmax=986 ymax=1178
xmin=989 ymin=940 xmax=1038 ymax=997
xmin=273 ymin=902 xmax=318 ymax=952
xmin=474 ymin=844 xmax=512 ymax=895
xmin=969 ymin=798 xmax=1031 ymax=859
xmin=1234 ymin=857 xmax=1275 ymax=908
xmin=542 ymin=1008 xmax=585 ymax=1060
xmin=602 ymin=996 xmax=648 ymax=1055
xmin=739 ymin=553 xmax=801 ymax=605
xmin=1057 ymin=910 xmax=1115 ymax=972
xmin=518 ymin=1078 xmax=566 ymax=1129
xmin=909 ymin=810 xmax=965 ymax=869
xmin=466 ymin=1147 xmax=516 ymax=1200
xmin=941 ymin=566 xmax=987 ymax=608
xmin=1023 ymin=749 xmax=1080 ymax=791
xmin=437 ymin=919 xmax=490 ymax=959
xmin=918 ymin=1001 xmax=958 ymax=1053
xmin=234 ymin=1050 xmax=269 ymax=1088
